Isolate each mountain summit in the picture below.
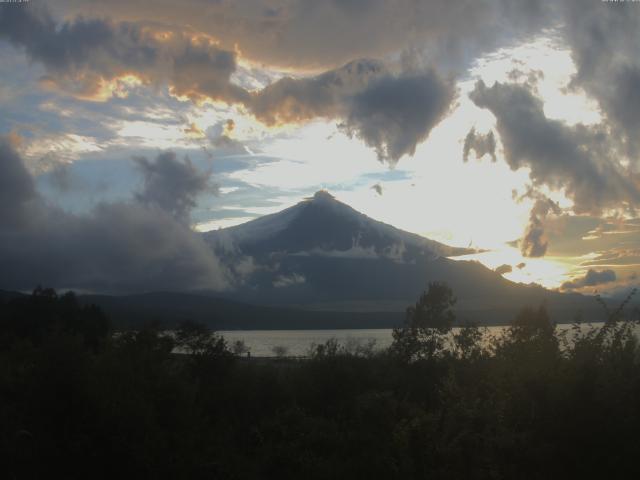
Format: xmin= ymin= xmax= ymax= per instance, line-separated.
xmin=205 ymin=190 xmax=473 ymax=262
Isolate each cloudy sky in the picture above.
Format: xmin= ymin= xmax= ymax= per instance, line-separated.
xmin=1 ymin=0 xmax=639 ymax=295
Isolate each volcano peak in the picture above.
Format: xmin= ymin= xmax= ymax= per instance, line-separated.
xmin=205 ymin=190 xmax=476 ymax=261
xmin=309 ymin=190 xmax=336 ymax=202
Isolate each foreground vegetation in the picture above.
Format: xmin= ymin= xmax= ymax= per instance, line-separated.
xmin=1 ymin=285 xmax=640 ymax=479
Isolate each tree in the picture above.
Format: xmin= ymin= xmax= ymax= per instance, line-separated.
xmin=271 ymin=345 xmax=289 ymax=358
xmin=509 ymin=305 xmax=555 ymax=343
xmin=390 ymin=282 xmax=456 ymax=361
xmin=0 ymin=287 xmax=109 ymax=350
xmin=231 ymin=339 xmax=250 ymax=356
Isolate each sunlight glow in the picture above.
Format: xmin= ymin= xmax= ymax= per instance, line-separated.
xmin=468 ymin=35 xmax=602 ymax=126
xmin=455 ymin=247 xmax=577 ymax=290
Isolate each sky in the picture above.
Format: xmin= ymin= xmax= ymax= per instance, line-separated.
xmin=1 ymin=0 xmax=639 ymax=295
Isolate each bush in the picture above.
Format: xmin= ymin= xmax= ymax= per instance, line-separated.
xmin=390 ymin=282 xmax=456 ymax=361
xmin=2 ymin=285 xmax=640 ymax=478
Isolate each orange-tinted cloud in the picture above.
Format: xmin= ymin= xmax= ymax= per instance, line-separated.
xmin=0 ymin=4 xmax=248 ymax=104
xmin=184 ymin=122 xmax=206 ymax=139
xmin=0 ymin=6 xmax=457 ymax=164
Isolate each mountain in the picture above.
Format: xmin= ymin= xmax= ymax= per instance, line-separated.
xmin=1 ymin=193 xmax=606 ymax=328
xmin=204 ymin=191 xmax=605 ymax=324
xmin=206 ymin=190 xmax=474 ymax=261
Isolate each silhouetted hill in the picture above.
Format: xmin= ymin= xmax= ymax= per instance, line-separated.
xmin=81 ymin=289 xmax=608 ymax=328
xmin=78 ymin=291 xmax=404 ymax=330
xmin=0 ymin=289 xmax=25 ymax=303
xmin=0 ymin=288 xmax=616 ymax=328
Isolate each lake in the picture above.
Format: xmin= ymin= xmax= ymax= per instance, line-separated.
xmin=219 ymin=328 xmax=517 ymax=358
xmin=218 ymin=323 xmax=626 ymax=357
xmin=219 ymin=328 xmax=394 ymax=357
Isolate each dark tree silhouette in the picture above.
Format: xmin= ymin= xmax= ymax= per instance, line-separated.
xmin=390 ymin=282 xmax=456 ymax=360
xmin=2 ymin=284 xmax=640 ymax=478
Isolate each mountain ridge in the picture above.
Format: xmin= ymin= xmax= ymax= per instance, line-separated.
xmin=0 ymin=287 xmax=612 ymax=329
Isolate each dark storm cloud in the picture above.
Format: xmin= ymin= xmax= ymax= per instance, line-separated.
xmin=520 ymin=197 xmax=560 ymax=258
xmin=55 ymin=0 xmax=555 ymax=71
xmin=248 ymin=58 xmax=455 ymax=163
xmin=12 ymin=1 xmax=625 ymax=174
xmin=134 ymin=152 xmax=215 ymax=223
xmin=561 ymin=0 xmax=640 ymax=156
xmin=340 ymin=71 xmax=455 ymax=162
xmin=0 ymin=137 xmax=229 ymax=293
xmin=469 ymin=80 xmax=640 ymax=215
xmin=8 ymin=0 xmax=632 ymax=173
xmin=495 ymin=264 xmax=512 ymax=276
xmin=463 ymin=128 xmax=496 ymax=162
xmin=249 ymin=59 xmax=386 ymax=125
xmin=0 ymin=3 xmax=248 ymax=102
xmin=470 ymin=78 xmax=640 ymax=257
xmin=0 ymin=5 xmax=457 ymax=164
xmin=47 ymin=164 xmax=74 ymax=193
xmin=0 ymin=137 xmax=37 ymax=227
xmin=561 ymin=269 xmax=617 ymax=291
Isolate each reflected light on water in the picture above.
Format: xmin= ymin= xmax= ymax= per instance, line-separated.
xmin=218 ymin=323 xmax=620 ymax=358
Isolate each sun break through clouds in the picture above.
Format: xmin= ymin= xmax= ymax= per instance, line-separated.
xmin=1 ymin=0 xmax=640 ymax=294
xmin=468 ymin=78 xmax=640 ymax=261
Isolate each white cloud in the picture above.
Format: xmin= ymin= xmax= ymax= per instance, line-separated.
xmin=273 ymin=273 xmax=305 ymax=288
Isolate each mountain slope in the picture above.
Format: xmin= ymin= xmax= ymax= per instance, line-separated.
xmin=205 ymin=190 xmax=474 ymax=261
xmin=202 ymin=191 xmax=604 ymax=323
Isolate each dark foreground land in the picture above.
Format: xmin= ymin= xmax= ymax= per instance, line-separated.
xmin=1 ymin=285 xmax=640 ymax=479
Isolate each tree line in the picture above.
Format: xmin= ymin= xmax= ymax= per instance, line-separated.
xmin=1 ymin=283 xmax=639 ymax=479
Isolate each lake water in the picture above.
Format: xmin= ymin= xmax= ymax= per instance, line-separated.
xmin=219 ymin=323 xmax=625 ymax=357
xmin=219 ymin=328 xmax=395 ymax=357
